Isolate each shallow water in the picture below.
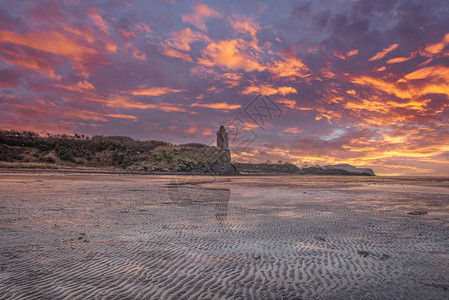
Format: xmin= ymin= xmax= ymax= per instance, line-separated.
xmin=0 ymin=173 xmax=448 ymax=299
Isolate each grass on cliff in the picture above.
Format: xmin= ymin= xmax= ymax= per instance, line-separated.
xmin=0 ymin=130 xmax=228 ymax=172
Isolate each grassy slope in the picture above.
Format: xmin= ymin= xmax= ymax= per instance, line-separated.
xmin=0 ymin=130 xmax=233 ymax=173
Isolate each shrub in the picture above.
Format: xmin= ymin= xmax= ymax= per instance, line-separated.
xmin=156 ymin=150 xmax=172 ymax=161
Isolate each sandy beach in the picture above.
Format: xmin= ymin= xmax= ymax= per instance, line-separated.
xmin=0 ymin=172 xmax=448 ymax=299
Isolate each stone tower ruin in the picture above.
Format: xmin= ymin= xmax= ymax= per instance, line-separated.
xmin=216 ymin=125 xmax=229 ymax=149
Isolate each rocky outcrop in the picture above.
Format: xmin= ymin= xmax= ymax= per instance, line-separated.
xmin=173 ymin=147 xmax=237 ymax=174
xmin=0 ymin=130 xmax=238 ymax=174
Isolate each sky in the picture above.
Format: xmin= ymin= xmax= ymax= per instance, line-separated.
xmin=0 ymin=0 xmax=448 ymax=175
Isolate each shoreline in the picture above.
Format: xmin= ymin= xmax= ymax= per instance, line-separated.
xmin=1 ymin=167 xmax=449 ymax=179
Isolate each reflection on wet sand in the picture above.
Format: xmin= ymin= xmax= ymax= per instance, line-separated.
xmin=0 ymin=173 xmax=448 ymax=299
xmin=166 ymin=178 xmax=230 ymax=222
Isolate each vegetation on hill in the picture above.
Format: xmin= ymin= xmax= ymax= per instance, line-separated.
xmin=0 ymin=130 xmax=235 ymax=173
xmin=233 ymin=162 xmax=300 ymax=174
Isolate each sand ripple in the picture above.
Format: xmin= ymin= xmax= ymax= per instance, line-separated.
xmin=0 ymin=174 xmax=448 ymax=299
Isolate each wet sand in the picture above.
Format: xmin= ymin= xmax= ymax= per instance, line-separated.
xmin=0 ymin=172 xmax=448 ymax=299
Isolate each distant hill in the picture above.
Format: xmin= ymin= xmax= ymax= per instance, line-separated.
xmin=0 ymin=130 xmax=236 ymax=174
xmin=323 ymin=164 xmax=375 ymax=176
xmin=233 ymin=162 xmax=300 ymax=174
xmin=233 ymin=162 xmax=375 ymax=176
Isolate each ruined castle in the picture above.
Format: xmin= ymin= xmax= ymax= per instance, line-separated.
xmin=216 ymin=125 xmax=229 ymax=149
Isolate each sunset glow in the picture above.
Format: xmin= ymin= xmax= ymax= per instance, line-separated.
xmin=1 ymin=0 xmax=448 ymax=175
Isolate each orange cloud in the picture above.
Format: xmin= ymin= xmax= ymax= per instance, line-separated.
xmin=198 ymin=39 xmax=264 ymax=72
xmin=368 ymin=43 xmax=399 ymax=61
xmin=185 ymin=125 xmax=197 ymax=134
xmin=12 ymin=103 xmax=110 ymax=122
xmin=158 ymin=103 xmax=188 ymax=112
xmin=404 ymin=65 xmax=449 ymax=81
xmin=425 ymin=39 xmax=447 ymax=54
xmin=351 ymin=76 xmax=412 ymax=99
xmin=85 ymin=95 xmax=187 ymax=112
xmin=229 ymin=15 xmax=260 ymax=50
xmin=55 ymin=81 xmax=95 ymax=93
xmin=130 ymin=87 xmax=184 ymax=96
xmin=241 ymin=84 xmax=297 ymax=96
xmin=135 ymin=24 xmax=151 ymax=33
xmin=88 ymin=8 xmax=109 ymax=34
xmin=229 ymin=15 xmax=259 ymax=38
xmin=346 ymin=89 xmax=356 ymax=95
xmin=132 ymin=48 xmax=146 ymax=60
xmin=0 ymin=29 xmax=97 ymax=77
xmin=333 ymin=52 xmax=346 ymax=60
xmin=276 ymin=99 xmax=314 ymax=111
xmin=283 ymin=127 xmax=303 ymax=134
xmin=165 ymin=28 xmax=210 ymax=52
xmin=106 ymin=114 xmax=138 ymax=121
xmin=221 ymin=73 xmax=242 ymax=81
xmin=119 ymin=29 xmax=136 ymax=42
xmin=201 ymin=128 xmax=213 ymax=136
xmin=0 ymin=47 xmax=61 ymax=79
xmin=64 ymin=109 xmax=110 ymax=122
xmin=387 ymin=56 xmax=414 ymax=64
xmin=314 ymin=107 xmax=342 ymax=123
xmin=386 ymin=33 xmax=449 ymax=67
xmin=268 ymin=56 xmax=310 ymax=78
xmin=0 ymin=30 xmax=96 ymax=58
xmin=404 ymin=65 xmax=449 ymax=97
xmin=190 ymin=65 xmax=218 ymax=78
xmin=321 ymin=68 xmax=335 ymax=78
xmin=162 ymin=48 xmax=193 ymax=62
xmin=62 ymin=24 xmax=94 ymax=44
xmin=106 ymin=42 xmax=117 ymax=53
xmin=190 ymin=102 xmax=242 ymax=110
xmin=344 ymin=98 xmax=430 ymax=114
xmin=346 ymin=49 xmax=358 ymax=57
xmin=181 ymin=4 xmax=220 ymax=31
xmin=217 ymin=72 xmax=242 ymax=88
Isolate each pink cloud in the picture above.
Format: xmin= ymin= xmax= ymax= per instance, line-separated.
xmin=181 ymin=4 xmax=220 ymax=31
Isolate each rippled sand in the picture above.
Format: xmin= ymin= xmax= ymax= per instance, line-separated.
xmin=0 ymin=172 xmax=448 ymax=299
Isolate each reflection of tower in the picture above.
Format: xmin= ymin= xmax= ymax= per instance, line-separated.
xmin=216 ymin=125 xmax=229 ymax=149
xmin=166 ymin=180 xmax=230 ymax=223
xmin=214 ymin=189 xmax=230 ymax=223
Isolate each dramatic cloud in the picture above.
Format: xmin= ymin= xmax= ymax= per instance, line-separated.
xmin=190 ymin=102 xmax=242 ymax=110
xmin=283 ymin=127 xmax=303 ymax=134
xmin=268 ymin=56 xmax=310 ymax=78
xmin=181 ymin=4 xmax=220 ymax=31
xmin=129 ymin=87 xmax=185 ymax=96
xmin=88 ymin=8 xmax=109 ymax=34
xmin=368 ymin=44 xmax=399 ymax=61
xmin=1 ymin=0 xmax=449 ymax=175
xmin=198 ymin=39 xmax=265 ymax=72
xmin=164 ymin=28 xmax=210 ymax=52
xmin=162 ymin=48 xmax=193 ymax=62
xmin=240 ymin=84 xmax=298 ymax=96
